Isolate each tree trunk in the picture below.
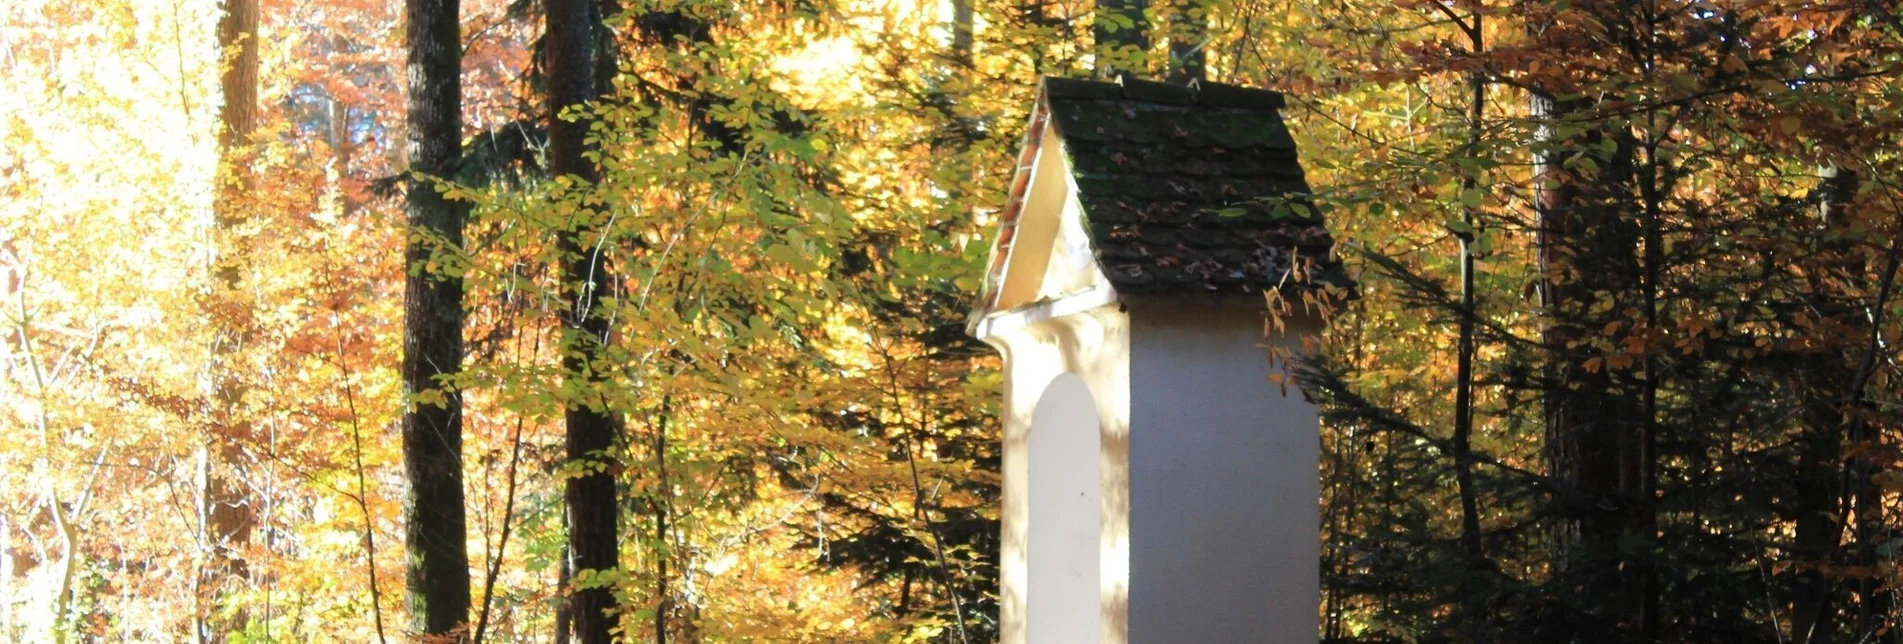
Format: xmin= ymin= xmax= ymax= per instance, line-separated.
xmin=1786 ymin=168 xmax=1856 ymax=643
xmin=1451 ymin=7 xmax=1484 ymax=567
xmin=216 ymin=0 xmax=258 ymax=147
xmin=401 ymin=0 xmax=472 ymax=637
xmin=203 ymin=0 xmax=260 ymax=638
xmin=951 ymin=0 xmax=974 ymax=64
xmin=1530 ymin=81 xmax=1647 ymax=640
xmin=554 ymin=542 xmax=573 ymax=644
xmin=1846 ymin=228 xmax=1902 ymax=643
xmin=1166 ymin=0 xmax=1204 ymax=83
xmin=1094 ymin=0 xmax=1148 ymax=79
xmin=548 ymin=1 xmax=620 ymax=642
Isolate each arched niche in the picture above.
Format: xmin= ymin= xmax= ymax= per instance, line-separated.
xmin=1027 ymin=373 xmax=1104 ymax=642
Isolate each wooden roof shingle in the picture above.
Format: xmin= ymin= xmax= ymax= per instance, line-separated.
xmin=979 ymin=76 xmax=1351 ymax=310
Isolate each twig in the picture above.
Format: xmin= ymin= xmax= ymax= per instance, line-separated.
xmin=877 ymin=343 xmax=970 ymax=644
xmin=334 ymin=328 xmax=388 ymax=644
xmin=474 ymin=334 xmax=541 ymax=644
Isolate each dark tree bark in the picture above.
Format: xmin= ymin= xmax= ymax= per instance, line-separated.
xmin=1450 ymin=5 xmax=1483 ymax=567
xmin=1094 ymin=0 xmax=1148 ymax=78
xmin=1166 ymin=0 xmax=1204 ymax=83
xmin=401 ymin=0 xmax=472 ymax=638
xmin=203 ymin=0 xmax=260 ymax=639
xmin=1527 ymin=17 xmax=1649 ymax=632
xmin=547 ymin=1 xmax=620 ymax=642
xmin=1790 ymin=167 xmax=1860 ymax=644
xmin=1844 ymin=180 xmax=1903 ymax=644
xmin=633 ymin=7 xmax=741 ymax=153
xmin=554 ymin=543 xmax=573 ymax=644
xmin=215 ymin=0 xmax=258 ymax=149
xmin=951 ymin=0 xmax=974 ymax=64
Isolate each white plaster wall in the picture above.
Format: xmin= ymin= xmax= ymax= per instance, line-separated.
xmin=1035 ymin=186 xmax=1102 ymax=301
xmin=979 ymin=92 xmax=1325 ymax=642
xmin=1125 ymin=299 xmax=1322 ymax=644
xmin=987 ymin=304 xmax=1131 ymax=644
xmin=1028 ymin=373 xmax=1104 ymax=644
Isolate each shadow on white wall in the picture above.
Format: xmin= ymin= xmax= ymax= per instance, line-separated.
xmin=1028 ymin=373 xmax=1103 ymax=643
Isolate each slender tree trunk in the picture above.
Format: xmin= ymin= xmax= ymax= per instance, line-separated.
xmin=548 ymin=1 xmax=620 ymax=642
xmin=328 ymin=97 xmax=359 ymax=216
xmin=554 ymin=543 xmax=573 ymax=644
xmin=1632 ymin=109 xmax=1664 ymax=644
xmin=1792 ymin=405 xmax=1844 ymax=644
xmin=203 ymin=0 xmax=260 ymax=638
xmin=336 ymin=330 xmax=390 ymax=644
xmin=1451 ymin=8 xmax=1484 ymax=567
xmin=1447 ymin=12 xmax=1491 ymax=638
xmin=653 ymin=403 xmax=670 ymax=644
xmin=402 ymin=0 xmax=472 ymax=638
xmin=1846 ymin=208 xmax=1903 ymax=642
xmin=50 ymin=490 xmax=76 ymax=644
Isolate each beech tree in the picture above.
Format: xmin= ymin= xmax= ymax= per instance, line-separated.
xmin=203 ymin=0 xmax=260 ymax=639
xmin=401 ymin=0 xmax=473 ymax=637
xmin=1095 ymin=0 xmax=1149 ymax=78
xmin=5 ymin=1 xmax=1901 ymax=642
xmin=544 ymin=0 xmax=619 ymax=642
xmin=1278 ymin=0 xmax=1903 ymax=639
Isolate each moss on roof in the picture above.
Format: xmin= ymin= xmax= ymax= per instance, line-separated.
xmin=1041 ymin=76 xmax=1351 ymax=295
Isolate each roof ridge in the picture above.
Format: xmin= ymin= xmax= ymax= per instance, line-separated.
xmin=1040 ymin=75 xmax=1286 ymax=110
xmin=968 ymin=76 xmax=1349 ymax=303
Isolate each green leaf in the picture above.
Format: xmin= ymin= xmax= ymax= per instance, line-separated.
xmin=765 ymin=243 xmax=818 ymax=272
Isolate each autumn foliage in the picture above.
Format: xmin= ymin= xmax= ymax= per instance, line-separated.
xmin=2 ymin=0 xmax=1901 ymax=642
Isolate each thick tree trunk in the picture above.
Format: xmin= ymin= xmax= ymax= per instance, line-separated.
xmin=203 ymin=0 xmax=260 ymax=638
xmin=1530 ymin=83 xmax=1648 ymax=640
xmin=547 ymin=1 xmax=620 ymax=643
xmin=1094 ymin=0 xmax=1148 ymax=78
xmin=951 ymin=0 xmax=974 ymax=64
xmin=1789 ymin=167 xmax=1860 ymax=643
xmin=1166 ymin=0 xmax=1204 ymax=83
xmin=1792 ymin=351 xmax=1850 ymax=644
xmin=401 ymin=0 xmax=472 ymax=637
xmin=216 ymin=0 xmax=258 ymax=148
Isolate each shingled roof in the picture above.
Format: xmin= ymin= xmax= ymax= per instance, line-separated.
xmin=978 ymin=76 xmax=1351 ymax=311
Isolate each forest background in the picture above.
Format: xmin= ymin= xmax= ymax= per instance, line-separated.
xmin=2 ymin=0 xmax=1901 ymax=642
